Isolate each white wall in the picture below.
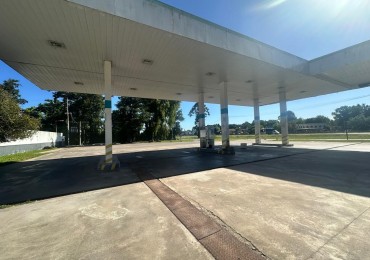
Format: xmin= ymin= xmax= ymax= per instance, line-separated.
xmin=0 ymin=131 xmax=63 ymax=146
xmin=0 ymin=131 xmax=64 ymax=156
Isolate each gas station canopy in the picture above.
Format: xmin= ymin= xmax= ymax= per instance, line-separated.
xmin=0 ymin=0 xmax=369 ymax=106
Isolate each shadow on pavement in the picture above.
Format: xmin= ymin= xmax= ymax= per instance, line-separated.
xmin=0 ymin=144 xmax=369 ymax=204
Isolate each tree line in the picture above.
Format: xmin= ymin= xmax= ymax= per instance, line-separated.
xmin=112 ymin=97 xmax=183 ymax=143
xmin=1 ymin=78 xmax=369 ymax=143
xmin=0 ymin=79 xmax=184 ymax=144
xmin=205 ymin=105 xmax=370 ymax=135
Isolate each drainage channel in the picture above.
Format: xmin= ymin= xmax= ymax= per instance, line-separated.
xmin=135 ymin=169 xmax=266 ymax=260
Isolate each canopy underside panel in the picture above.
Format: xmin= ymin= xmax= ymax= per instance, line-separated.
xmin=0 ymin=0 xmax=366 ymax=107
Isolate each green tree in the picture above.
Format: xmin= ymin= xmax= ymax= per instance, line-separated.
xmin=142 ymin=99 xmax=181 ymax=141
xmin=348 ymin=115 xmax=370 ymax=131
xmin=52 ymin=92 xmax=104 ymax=144
xmin=173 ymin=109 xmax=185 ymax=138
xmin=0 ymin=88 xmax=39 ymax=142
xmin=332 ymin=104 xmax=370 ymax=131
xmin=241 ymin=121 xmax=252 ymax=134
xmin=266 ymin=119 xmax=281 ymax=128
xmin=31 ymin=92 xmax=104 ymax=144
xmin=295 ymin=117 xmax=305 ymax=124
xmin=31 ymin=98 xmax=65 ymax=132
xmin=188 ymin=102 xmax=210 ymax=137
xmin=113 ymin=97 xmax=146 ymax=143
xmin=304 ymin=115 xmax=331 ymax=124
xmin=260 ymin=119 xmax=280 ymax=132
xmin=278 ymin=110 xmax=297 ymax=133
xmin=113 ymin=98 xmax=183 ymax=143
xmin=205 ymin=124 xmax=221 ymax=135
xmin=0 ymin=79 xmax=27 ymax=105
xmin=188 ymin=103 xmax=210 ymax=125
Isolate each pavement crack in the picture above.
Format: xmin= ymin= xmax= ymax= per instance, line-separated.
xmin=175 ymin=191 xmax=270 ymax=260
xmin=198 ymin=229 xmax=222 ymax=241
xmin=306 ymin=206 xmax=370 ymax=260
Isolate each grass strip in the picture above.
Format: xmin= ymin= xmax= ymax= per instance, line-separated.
xmin=0 ymin=148 xmax=57 ymax=167
xmin=0 ymin=200 xmax=36 ymax=209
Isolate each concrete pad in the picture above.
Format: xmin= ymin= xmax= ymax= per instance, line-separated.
xmin=1 ymin=141 xmax=369 ymax=259
xmin=310 ymin=208 xmax=370 ymax=259
xmin=328 ymin=142 xmax=370 ymax=152
xmin=0 ymin=183 xmax=213 ymax=259
xmin=137 ymin=171 xmax=265 ymax=259
xmin=282 ymin=141 xmax=361 ymax=150
xmin=161 ymin=143 xmax=370 ymax=259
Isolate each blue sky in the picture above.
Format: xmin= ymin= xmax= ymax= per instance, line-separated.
xmin=1 ymin=0 xmax=370 ymax=130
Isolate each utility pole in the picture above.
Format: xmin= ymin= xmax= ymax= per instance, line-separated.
xmin=66 ymin=97 xmax=70 ymax=146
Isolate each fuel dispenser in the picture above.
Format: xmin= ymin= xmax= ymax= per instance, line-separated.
xmin=206 ymin=126 xmax=215 ymax=148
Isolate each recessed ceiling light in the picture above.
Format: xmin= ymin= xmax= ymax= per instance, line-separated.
xmin=176 ymin=93 xmax=182 ymax=96
xmin=205 ymin=72 xmax=215 ymax=76
xmin=48 ymin=40 xmax=66 ymax=48
xmin=130 ymin=88 xmax=137 ymax=91
xmin=74 ymin=81 xmax=84 ymax=85
xmin=142 ymin=59 xmax=153 ymax=65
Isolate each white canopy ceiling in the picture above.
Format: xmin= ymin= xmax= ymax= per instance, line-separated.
xmin=0 ymin=0 xmax=368 ymax=106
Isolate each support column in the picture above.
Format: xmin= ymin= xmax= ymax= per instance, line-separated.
xmin=220 ymin=82 xmax=234 ymax=154
xmin=104 ymin=61 xmax=113 ymax=164
xmin=66 ymin=97 xmax=70 ymax=146
xmin=279 ymin=89 xmax=289 ymax=146
xmin=198 ymin=92 xmax=207 ymax=148
xmin=79 ymin=121 xmax=82 ymax=146
xmin=253 ymin=98 xmax=261 ymax=144
xmin=99 ymin=60 xmax=120 ymax=170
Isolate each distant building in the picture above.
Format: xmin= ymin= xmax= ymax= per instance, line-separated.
xmin=261 ymin=128 xmax=279 ymax=135
xmin=296 ymin=123 xmax=328 ymax=133
xmin=181 ymin=130 xmax=196 ymax=136
xmin=229 ymin=129 xmax=236 ymax=135
xmin=229 ymin=128 xmax=248 ymax=135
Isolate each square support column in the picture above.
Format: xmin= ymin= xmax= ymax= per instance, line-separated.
xmin=219 ymin=82 xmax=234 ymax=154
xmin=99 ymin=60 xmax=120 ymax=170
xmin=198 ymin=92 xmax=207 ymax=148
xmin=279 ymin=89 xmax=289 ymax=146
xmin=104 ymin=61 xmax=113 ymax=164
xmin=253 ymin=98 xmax=261 ymax=144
